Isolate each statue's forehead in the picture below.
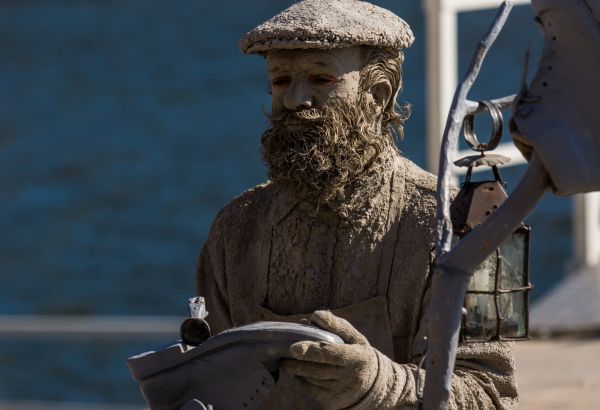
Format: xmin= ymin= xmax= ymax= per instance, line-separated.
xmin=266 ymin=48 xmax=363 ymax=74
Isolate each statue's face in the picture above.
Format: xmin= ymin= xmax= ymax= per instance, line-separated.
xmin=266 ymin=47 xmax=364 ymax=113
xmin=261 ymin=46 xmax=393 ymax=209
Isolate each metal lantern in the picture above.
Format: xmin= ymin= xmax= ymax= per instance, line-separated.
xmin=452 ymin=101 xmax=532 ymax=342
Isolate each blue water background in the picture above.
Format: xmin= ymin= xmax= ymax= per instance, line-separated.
xmin=0 ymin=1 xmax=570 ymax=405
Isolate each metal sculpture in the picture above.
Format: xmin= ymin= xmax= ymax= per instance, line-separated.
xmin=423 ymin=1 xmax=600 ymax=408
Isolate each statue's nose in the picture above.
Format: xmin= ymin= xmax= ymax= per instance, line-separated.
xmin=283 ymin=80 xmax=313 ymax=111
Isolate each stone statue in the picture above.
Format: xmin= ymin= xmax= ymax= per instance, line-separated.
xmin=196 ymin=1 xmax=517 ymax=408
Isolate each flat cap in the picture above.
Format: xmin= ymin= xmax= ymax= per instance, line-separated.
xmin=240 ymin=0 xmax=414 ymax=54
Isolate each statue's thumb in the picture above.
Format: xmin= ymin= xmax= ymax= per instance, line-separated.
xmin=311 ymin=310 xmax=369 ymax=345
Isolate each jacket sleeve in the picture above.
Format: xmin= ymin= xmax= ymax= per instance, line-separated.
xmin=195 ymin=211 xmax=233 ymax=334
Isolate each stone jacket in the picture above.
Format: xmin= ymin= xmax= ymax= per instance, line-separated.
xmin=196 ymin=152 xmax=518 ymax=409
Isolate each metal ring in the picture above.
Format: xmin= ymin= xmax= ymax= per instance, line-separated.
xmin=463 ymin=100 xmax=504 ymax=152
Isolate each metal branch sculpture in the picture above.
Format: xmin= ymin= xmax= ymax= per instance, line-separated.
xmin=422 ymin=2 xmax=551 ymax=409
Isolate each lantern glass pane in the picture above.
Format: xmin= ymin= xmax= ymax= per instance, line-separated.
xmin=498 ymin=229 xmax=528 ymax=289
xmin=456 ymin=227 xmax=530 ymax=341
xmin=468 ymin=253 xmax=497 ymax=292
xmin=499 ymin=292 xmax=527 ymax=338
xmin=463 ymin=294 xmax=497 ymax=341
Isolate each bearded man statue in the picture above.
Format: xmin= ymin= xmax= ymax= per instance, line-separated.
xmin=196 ymin=1 xmax=518 ymax=408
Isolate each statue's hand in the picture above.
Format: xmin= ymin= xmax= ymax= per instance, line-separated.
xmin=281 ymin=310 xmax=379 ymax=410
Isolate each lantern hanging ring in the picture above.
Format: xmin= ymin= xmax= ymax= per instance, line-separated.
xmin=463 ymin=100 xmax=504 ymax=153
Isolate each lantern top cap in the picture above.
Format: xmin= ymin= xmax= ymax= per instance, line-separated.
xmin=240 ymin=0 xmax=415 ymax=54
xmin=454 ymin=154 xmax=511 ymax=169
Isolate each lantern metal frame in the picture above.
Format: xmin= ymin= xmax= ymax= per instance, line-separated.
xmin=459 ymin=224 xmax=532 ymax=343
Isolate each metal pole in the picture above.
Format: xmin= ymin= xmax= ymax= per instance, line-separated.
xmin=422 ymin=3 xmax=515 ymax=408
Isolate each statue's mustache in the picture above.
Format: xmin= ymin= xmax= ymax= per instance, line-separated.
xmin=269 ymin=108 xmax=325 ymax=127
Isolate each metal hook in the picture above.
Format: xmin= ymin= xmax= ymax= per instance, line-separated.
xmin=463 ymin=100 xmax=504 ymax=152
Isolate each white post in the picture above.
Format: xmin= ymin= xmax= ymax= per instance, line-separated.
xmin=573 ymin=193 xmax=600 ymax=268
xmin=423 ymin=0 xmax=457 ymax=174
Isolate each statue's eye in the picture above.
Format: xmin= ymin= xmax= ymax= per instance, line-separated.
xmin=309 ymin=74 xmax=337 ymax=86
xmin=271 ymin=76 xmax=291 ymax=88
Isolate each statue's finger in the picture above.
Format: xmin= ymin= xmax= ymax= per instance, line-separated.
xmin=310 ymin=310 xmax=369 ymax=345
xmin=289 ymin=341 xmax=356 ymax=365
xmin=281 ymin=358 xmax=344 ymax=381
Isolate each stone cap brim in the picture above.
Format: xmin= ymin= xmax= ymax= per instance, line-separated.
xmin=243 ymin=37 xmax=411 ymax=55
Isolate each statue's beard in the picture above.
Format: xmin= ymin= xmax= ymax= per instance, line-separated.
xmin=261 ymin=96 xmax=392 ymax=206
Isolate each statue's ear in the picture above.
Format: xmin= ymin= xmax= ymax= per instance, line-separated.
xmin=369 ymin=79 xmax=393 ymax=116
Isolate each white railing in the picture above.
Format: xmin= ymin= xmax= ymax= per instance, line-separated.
xmin=422 ymin=0 xmax=600 ymax=270
xmin=0 ymin=315 xmax=179 ymax=338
